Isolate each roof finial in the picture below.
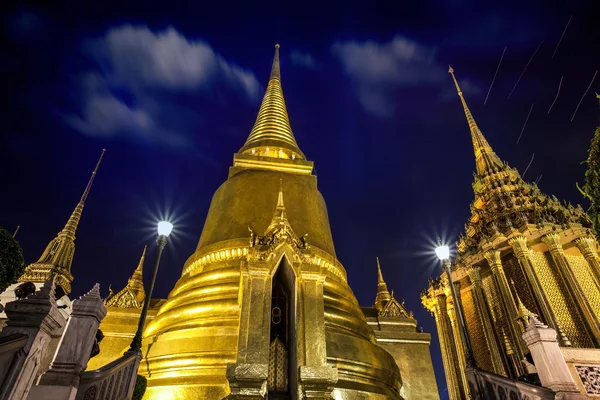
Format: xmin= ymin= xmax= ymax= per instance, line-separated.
xmin=448 ymin=67 xmax=503 ymax=175
xmin=377 ymin=257 xmax=385 ymax=284
xmin=239 ymin=45 xmax=306 ymax=160
xmin=135 ymin=245 xmax=147 ymax=273
xmin=374 ymin=257 xmax=392 ymax=311
xmin=277 ymin=178 xmax=285 ymax=209
xmin=270 ymin=44 xmax=281 ymax=80
xmin=81 ymin=149 xmax=106 ymax=203
xmin=62 ymin=149 xmax=106 ymax=238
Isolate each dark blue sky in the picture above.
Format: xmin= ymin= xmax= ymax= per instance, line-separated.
xmin=2 ymin=1 xmax=600 ymax=397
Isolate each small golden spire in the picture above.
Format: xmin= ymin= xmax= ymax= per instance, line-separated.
xmin=271 ymin=44 xmax=281 ymax=80
xmin=62 ymin=149 xmax=106 ymax=239
xmin=18 ymin=149 xmax=106 ymax=295
xmin=374 ymin=257 xmax=392 ymax=312
xmin=239 ymin=45 xmax=305 ymax=159
xmin=448 ymin=66 xmax=504 ymax=175
xmin=377 ymin=257 xmax=385 ymax=284
xmin=129 ymin=245 xmax=147 ymax=291
xmin=105 ymin=246 xmax=146 ymax=308
xmin=502 ymin=328 xmax=514 ymax=355
xmin=267 ymin=179 xmax=291 ymax=232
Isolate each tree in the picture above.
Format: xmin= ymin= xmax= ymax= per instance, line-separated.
xmin=0 ymin=227 xmax=25 ymax=292
xmin=132 ymin=375 xmax=147 ymax=400
xmin=577 ymin=94 xmax=600 ymax=240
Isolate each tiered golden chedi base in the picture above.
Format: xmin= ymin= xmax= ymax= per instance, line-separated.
xmin=139 ymin=170 xmax=402 ymax=399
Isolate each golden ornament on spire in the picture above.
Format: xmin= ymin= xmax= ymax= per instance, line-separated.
xmin=239 ymin=44 xmax=305 ymax=159
xmin=105 ymin=246 xmax=147 ymax=308
xmin=17 ymin=149 xmax=106 ymax=295
xmin=375 ymin=257 xmax=392 ymax=311
xmin=448 ymin=66 xmax=504 ymax=175
xmin=266 ymin=179 xmax=291 ymax=232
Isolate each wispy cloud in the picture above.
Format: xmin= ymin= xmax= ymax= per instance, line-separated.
xmin=290 ymin=50 xmax=318 ymax=70
xmin=333 ymin=36 xmax=445 ymax=116
xmin=67 ymin=25 xmax=260 ymax=148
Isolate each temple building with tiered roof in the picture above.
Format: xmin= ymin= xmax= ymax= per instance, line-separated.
xmin=421 ymin=67 xmax=600 ymax=399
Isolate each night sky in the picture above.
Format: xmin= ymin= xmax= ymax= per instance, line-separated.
xmin=2 ymin=1 xmax=600 ymax=398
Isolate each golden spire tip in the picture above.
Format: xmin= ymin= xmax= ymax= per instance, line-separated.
xmin=270 ymin=44 xmax=281 ymax=80
xmin=376 ymin=257 xmax=385 ymax=283
xmin=275 ymin=43 xmax=280 ymax=49
xmin=80 ymin=149 xmax=106 ymax=203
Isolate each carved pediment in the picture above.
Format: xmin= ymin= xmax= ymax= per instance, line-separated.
xmin=380 ymin=297 xmax=411 ymax=318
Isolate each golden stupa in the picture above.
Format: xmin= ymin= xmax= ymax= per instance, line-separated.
xmin=90 ymin=45 xmax=439 ymax=399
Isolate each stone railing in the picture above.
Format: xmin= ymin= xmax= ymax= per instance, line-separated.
xmin=466 ymin=367 xmax=555 ymax=400
xmin=76 ymin=350 xmax=141 ymax=400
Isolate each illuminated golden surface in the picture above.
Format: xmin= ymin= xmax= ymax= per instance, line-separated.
xmin=422 ymin=69 xmax=600 ymax=399
xmin=239 ymin=44 xmax=304 ymax=160
xmin=123 ymin=46 xmax=408 ymax=399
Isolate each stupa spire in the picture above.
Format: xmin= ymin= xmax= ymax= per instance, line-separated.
xmin=448 ymin=66 xmax=504 ymax=175
xmin=374 ymin=257 xmax=392 ymax=312
xmin=18 ymin=149 xmax=106 ymax=295
xmin=105 ymin=246 xmax=146 ymax=308
xmin=239 ymin=45 xmax=305 ymax=159
xmin=61 ymin=149 xmax=105 ymax=239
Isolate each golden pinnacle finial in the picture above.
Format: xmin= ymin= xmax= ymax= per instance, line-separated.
xmin=135 ymin=245 xmax=147 ymax=273
xmin=239 ymin=46 xmax=305 ymax=159
xmin=374 ymin=257 xmax=392 ymax=311
xmin=81 ymin=149 xmax=106 ymax=203
xmin=270 ymin=44 xmax=281 ymax=80
xmin=377 ymin=257 xmax=384 ymax=284
xmin=277 ymin=179 xmax=285 ymax=209
xmin=447 ymin=67 xmax=503 ymax=175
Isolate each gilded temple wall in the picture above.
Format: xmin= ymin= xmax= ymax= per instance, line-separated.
xmin=529 ymin=250 xmax=594 ymax=348
xmin=364 ymin=311 xmax=439 ymax=400
xmin=424 ymin=234 xmax=600 ymax=399
xmin=87 ymin=301 xmax=164 ymax=371
xmin=461 ymin=288 xmax=493 ymax=372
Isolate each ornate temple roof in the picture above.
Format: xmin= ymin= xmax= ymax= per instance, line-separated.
xmin=374 ymin=258 xmax=411 ymax=318
xmin=238 ymin=45 xmax=305 ymax=159
xmin=104 ymin=246 xmax=146 ymax=308
xmin=447 ymin=68 xmax=592 ymax=262
xmin=18 ymin=149 xmax=105 ymax=294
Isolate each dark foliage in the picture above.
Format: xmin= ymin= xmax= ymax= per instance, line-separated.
xmin=578 ymin=95 xmax=600 ymax=240
xmin=132 ymin=374 xmax=147 ymax=400
xmin=0 ymin=227 xmax=25 ymax=292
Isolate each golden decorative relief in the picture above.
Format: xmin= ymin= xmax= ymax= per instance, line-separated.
xmin=379 ymin=297 xmax=411 ymax=318
xmin=564 ymin=253 xmax=600 ymax=319
xmin=463 ymin=289 xmax=495 ymax=372
xmin=529 ymin=251 xmax=594 ymax=347
xmin=268 ymin=337 xmax=288 ymax=392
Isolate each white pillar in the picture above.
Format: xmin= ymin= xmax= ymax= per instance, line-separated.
xmin=522 ymin=315 xmax=586 ymax=399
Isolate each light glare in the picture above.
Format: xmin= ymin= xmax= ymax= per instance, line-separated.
xmin=435 ymin=245 xmax=450 ymax=260
xmin=158 ymin=221 xmax=174 ymax=237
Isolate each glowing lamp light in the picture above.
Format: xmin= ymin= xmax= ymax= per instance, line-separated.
xmin=435 ymin=244 xmax=450 ymax=261
xmin=157 ymin=221 xmax=174 ymax=237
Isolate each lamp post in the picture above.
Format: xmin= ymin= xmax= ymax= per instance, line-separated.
xmin=435 ymin=242 xmax=476 ymax=368
xmin=129 ymin=221 xmax=173 ymax=352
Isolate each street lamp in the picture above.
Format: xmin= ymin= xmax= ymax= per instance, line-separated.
xmin=129 ymin=221 xmax=173 ymax=352
xmin=435 ymin=241 xmax=476 ymax=368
